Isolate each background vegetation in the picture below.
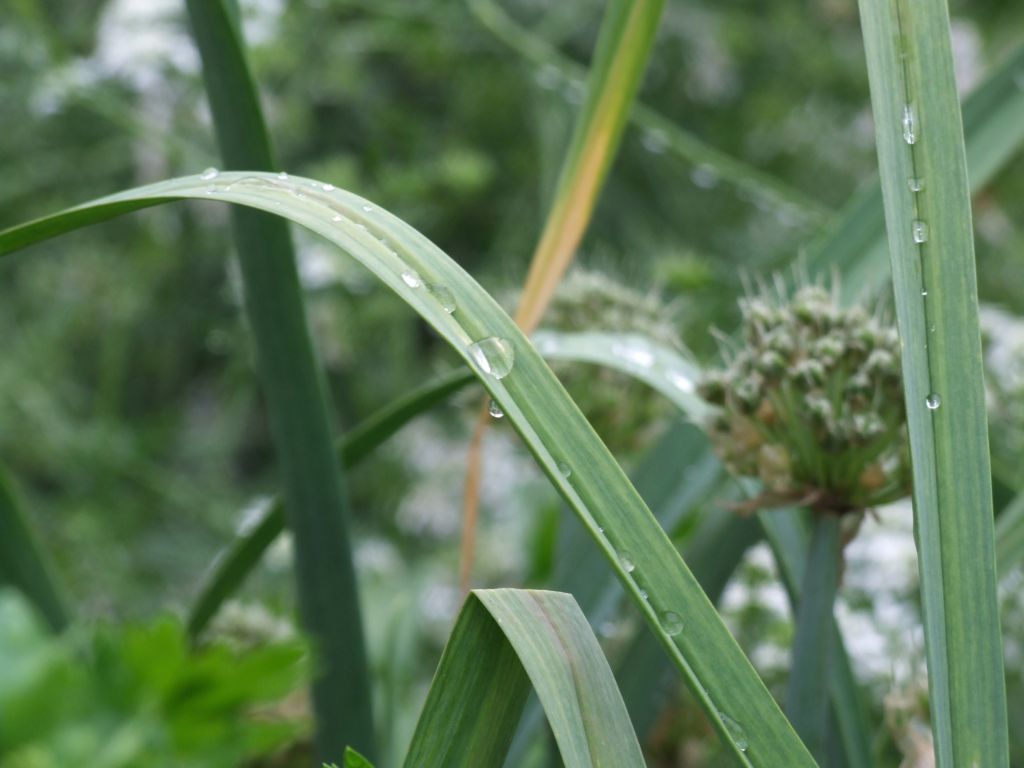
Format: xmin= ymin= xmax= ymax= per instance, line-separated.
xmin=2 ymin=0 xmax=1024 ymax=765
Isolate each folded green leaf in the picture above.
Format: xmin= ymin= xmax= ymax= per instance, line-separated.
xmin=407 ymin=589 xmax=643 ymax=767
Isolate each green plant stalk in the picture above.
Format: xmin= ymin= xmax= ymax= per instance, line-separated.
xmin=0 ymin=174 xmax=817 ymax=765
xmin=0 ymin=465 xmax=70 ymax=632
xmin=184 ymin=3 xmax=374 ymax=761
xmin=857 ymin=0 xmax=1009 ymax=764
xmin=760 ymin=510 xmax=872 ymax=768
xmin=784 ymin=514 xmax=840 ymax=762
xmin=187 ymin=369 xmax=475 ymax=638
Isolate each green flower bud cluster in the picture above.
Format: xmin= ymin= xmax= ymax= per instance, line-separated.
xmin=698 ymin=284 xmax=911 ymax=513
xmin=537 ymin=267 xmax=682 ymax=455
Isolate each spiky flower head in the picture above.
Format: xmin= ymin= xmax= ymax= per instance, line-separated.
xmin=534 ymin=267 xmax=682 ymax=455
xmin=698 ymin=280 xmax=911 ymax=513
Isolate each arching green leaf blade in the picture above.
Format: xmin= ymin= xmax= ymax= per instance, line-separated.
xmin=0 ymin=172 xmax=815 ymax=766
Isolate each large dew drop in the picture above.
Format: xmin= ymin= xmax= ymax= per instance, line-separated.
xmin=467 ymin=337 xmax=514 ymax=379
xmin=618 ymin=551 xmax=636 ymax=573
xmin=659 ymin=611 xmax=684 ymax=636
xmin=902 ymin=104 xmax=917 ymax=145
xmin=925 ymin=393 xmax=941 ymax=410
xmin=401 ymin=269 xmax=423 ymax=288
xmin=200 ymin=167 xmax=219 ymax=180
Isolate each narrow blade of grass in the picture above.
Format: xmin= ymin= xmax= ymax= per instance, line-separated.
xmin=0 ymin=173 xmax=816 ymax=765
xmin=784 ymin=514 xmax=841 ymax=762
xmin=513 ymin=0 xmax=666 ymax=331
xmin=407 ymin=589 xmax=644 ymax=767
xmin=0 ymin=465 xmax=70 ymax=633
xmin=184 ymin=3 xmax=373 ymax=760
xmin=811 ymin=41 xmax=1024 ymax=300
xmin=187 ymin=369 xmax=475 ymax=638
xmin=857 ymin=0 xmax=1009 ymax=763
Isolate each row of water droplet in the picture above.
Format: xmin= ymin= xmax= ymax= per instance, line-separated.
xmin=897 ymin=29 xmax=942 ymax=414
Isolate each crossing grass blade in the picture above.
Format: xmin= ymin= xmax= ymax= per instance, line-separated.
xmin=0 ymin=465 xmax=70 ymax=633
xmin=406 ymin=589 xmax=644 ymax=767
xmin=810 ymin=40 xmax=1024 ymax=300
xmin=187 ymin=369 xmax=476 ymax=639
xmin=0 ymin=172 xmax=816 ymax=766
xmin=183 ymin=3 xmax=374 ymax=762
xmin=857 ymin=0 xmax=1009 ymax=763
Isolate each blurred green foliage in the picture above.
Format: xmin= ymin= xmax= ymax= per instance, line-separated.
xmin=0 ymin=589 xmax=309 ymax=767
xmin=2 ymin=0 xmax=1024 ymax=764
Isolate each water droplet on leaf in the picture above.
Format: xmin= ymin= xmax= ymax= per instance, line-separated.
xmin=902 ymin=104 xmax=917 ymax=144
xmin=467 ymin=337 xmax=514 ymax=379
xmin=488 ymin=400 xmax=504 ymax=419
xmin=720 ymin=713 xmax=749 ymax=752
xmin=401 ymin=269 xmax=423 ymax=288
xmin=618 ymin=551 xmax=636 ymax=573
xmin=200 ymin=167 xmax=219 ymax=180
xmin=660 ymin=611 xmax=684 ymax=636
xmin=427 ymin=283 xmax=457 ymax=314
xmin=912 ymin=220 xmax=929 ymax=243
xmin=908 ymin=177 xmax=924 ymax=192
xmin=926 ymin=393 xmax=941 ymax=410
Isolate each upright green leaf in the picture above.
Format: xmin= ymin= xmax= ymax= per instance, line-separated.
xmin=0 ymin=173 xmax=816 ymax=765
xmin=407 ymin=590 xmax=643 ymax=767
xmin=0 ymin=466 xmax=70 ymax=633
xmin=857 ymin=0 xmax=1008 ymax=764
xmin=812 ymin=41 xmax=1024 ymax=300
xmin=183 ymin=4 xmax=373 ymax=760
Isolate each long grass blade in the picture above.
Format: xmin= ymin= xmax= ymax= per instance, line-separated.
xmin=0 ymin=465 xmax=70 ymax=633
xmin=187 ymin=369 xmax=475 ymax=638
xmin=811 ymin=41 xmax=1024 ymax=300
xmin=184 ymin=3 xmax=373 ymax=760
xmin=857 ymin=0 xmax=1009 ymax=763
xmin=513 ymin=0 xmax=666 ymax=331
xmin=406 ymin=589 xmax=644 ymax=767
xmin=0 ymin=173 xmax=816 ymax=765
